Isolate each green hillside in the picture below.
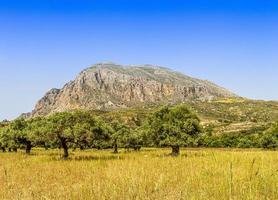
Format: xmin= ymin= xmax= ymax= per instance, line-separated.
xmin=95 ymin=98 xmax=278 ymax=136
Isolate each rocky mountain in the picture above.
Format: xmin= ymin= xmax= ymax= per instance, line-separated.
xmin=29 ymin=62 xmax=237 ymax=117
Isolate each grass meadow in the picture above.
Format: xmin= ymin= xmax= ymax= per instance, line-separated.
xmin=0 ymin=148 xmax=277 ymax=200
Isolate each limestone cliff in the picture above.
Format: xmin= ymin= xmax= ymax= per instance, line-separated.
xmin=30 ymin=63 xmax=237 ymax=116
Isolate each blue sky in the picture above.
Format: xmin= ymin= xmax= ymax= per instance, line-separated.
xmin=0 ymin=0 xmax=278 ymax=120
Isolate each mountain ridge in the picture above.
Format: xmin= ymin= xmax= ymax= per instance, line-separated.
xmin=27 ymin=62 xmax=237 ymax=117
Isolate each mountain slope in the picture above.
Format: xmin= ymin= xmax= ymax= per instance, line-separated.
xmin=30 ymin=62 xmax=237 ymax=117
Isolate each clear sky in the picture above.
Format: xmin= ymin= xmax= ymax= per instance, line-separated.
xmin=0 ymin=0 xmax=277 ymax=120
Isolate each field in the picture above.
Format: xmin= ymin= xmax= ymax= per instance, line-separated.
xmin=0 ymin=149 xmax=277 ymax=200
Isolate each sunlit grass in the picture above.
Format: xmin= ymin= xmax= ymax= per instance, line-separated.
xmin=0 ymin=148 xmax=277 ymax=200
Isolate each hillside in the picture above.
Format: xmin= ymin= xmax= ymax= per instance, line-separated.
xmin=21 ymin=62 xmax=278 ymax=136
xmin=29 ymin=62 xmax=236 ymax=117
xmin=95 ymin=98 xmax=278 ymax=136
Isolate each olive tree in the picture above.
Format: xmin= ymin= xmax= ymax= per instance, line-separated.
xmin=27 ymin=116 xmax=51 ymax=150
xmin=72 ymin=112 xmax=111 ymax=150
xmin=123 ymin=127 xmax=144 ymax=151
xmin=2 ymin=118 xmax=34 ymax=154
xmin=110 ymin=120 xmax=130 ymax=153
xmin=147 ymin=104 xmax=201 ymax=156
xmin=261 ymin=122 xmax=278 ymax=149
xmin=0 ymin=126 xmax=9 ymax=152
xmin=43 ymin=112 xmax=76 ymax=158
xmin=43 ymin=111 xmax=111 ymax=158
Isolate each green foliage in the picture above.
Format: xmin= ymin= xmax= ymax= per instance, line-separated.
xmin=0 ymin=126 xmax=11 ymax=150
xmin=123 ymin=128 xmax=144 ymax=151
xmin=0 ymin=118 xmax=34 ymax=153
xmin=147 ymin=104 xmax=202 ymax=150
xmin=71 ymin=111 xmax=111 ymax=149
xmin=43 ymin=111 xmax=112 ymax=157
xmin=1 ymin=100 xmax=277 ymax=157
xmin=260 ymin=123 xmax=278 ymax=149
xmin=27 ymin=117 xmax=49 ymax=147
xmin=110 ymin=120 xmax=130 ymax=152
xmin=197 ymin=132 xmax=267 ymax=149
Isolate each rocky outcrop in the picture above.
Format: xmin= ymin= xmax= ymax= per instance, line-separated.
xmin=30 ymin=62 xmax=237 ymax=117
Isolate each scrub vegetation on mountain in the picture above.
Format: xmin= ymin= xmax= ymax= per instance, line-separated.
xmin=1 ymin=100 xmax=277 ymax=158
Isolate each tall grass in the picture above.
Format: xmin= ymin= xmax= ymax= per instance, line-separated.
xmin=0 ymin=148 xmax=277 ymax=200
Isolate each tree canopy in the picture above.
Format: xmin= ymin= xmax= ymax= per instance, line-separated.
xmin=147 ymin=104 xmax=202 ymax=155
xmin=260 ymin=122 xmax=278 ymax=149
xmin=0 ymin=104 xmax=276 ymax=158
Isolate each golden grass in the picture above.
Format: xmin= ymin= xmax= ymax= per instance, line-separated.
xmin=0 ymin=148 xmax=277 ymax=200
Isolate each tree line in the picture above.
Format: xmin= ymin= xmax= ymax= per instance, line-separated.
xmin=0 ymin=104 xmax=277 ymax=158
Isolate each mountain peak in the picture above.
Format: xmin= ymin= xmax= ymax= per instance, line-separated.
xmin=30 ymin=63 xmax=237 ymax=117
xmin=86 ymin=62 xmax=171 ymax=71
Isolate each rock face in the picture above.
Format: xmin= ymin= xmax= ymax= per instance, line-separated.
xmin=30 ymin=62 xmax=237 ymax=116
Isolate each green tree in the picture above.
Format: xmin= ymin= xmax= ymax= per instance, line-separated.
xmin=72 ymin=112 xmax=111 ymax=150
xmin=260 ymin=123 xmax=278 ymax=149
xmin=110 ymin=121 xmax=130 ymax=153
xmin=43 ymin=111 xmax=112 ymax=158
xmin=44 ymin=112 xmax=77 ymax=158
xmin=27 ymin=116 xmax=50 ymax=149
xmin=123 ymin=127 xmax=143 ymax=151
xmin=147 ymin=104 xmax=201 ymax=156
xmin=0 ymin=126 xmax=9 ymax=152
xmin=90 ymin=119 xmax=112 ymax=150
xmin=3 ymin=118 xmax=33 ymax=154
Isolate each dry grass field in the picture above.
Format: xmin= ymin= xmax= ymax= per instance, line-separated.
xmin=0 ymin=148 xmax=277 ymax=200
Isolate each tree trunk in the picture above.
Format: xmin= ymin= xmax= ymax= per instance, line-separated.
xmin=1 ymin=147 xmax=5 ymax=152
xmin=72 ymin=146 xmax=77 ymax=152
xmin=134 ymin=146 xmax=141 ymax=151
xmin=61 ymin=139 xmax=69 ymax=159
xmin=8 ymin=148 xmax=11 ymax=152
xmin=26 ymin=142 xmax=32 ymax=154
xmin=171 ymin=146 xmax=180 ymax=156
xmin=13 ymin=148 xmax=17 ymax=152
xmin=113 ymin=139 xmax=118 ymax=153
xmin=44 ymin=144 xmax=49 ymax=150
